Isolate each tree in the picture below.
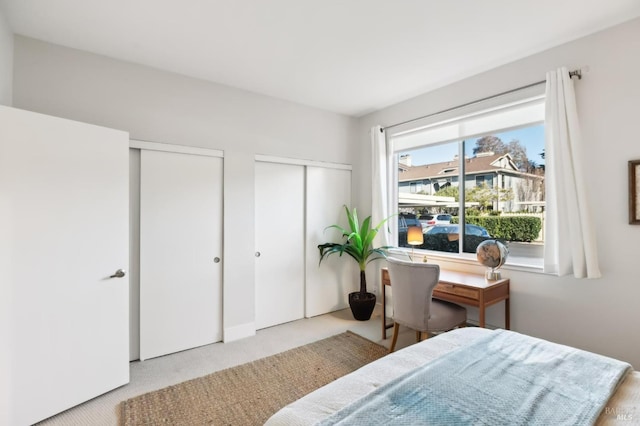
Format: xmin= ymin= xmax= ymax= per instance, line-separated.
xmin=435 ymin=185 xmax=459 ymax=200
xmin=506 ymin=140 xmax=529 ymax=169
xmin=516 ymin=177 xmax=545 ymax=208
xmin=472 ymin=136 xmax=531 ymax=171
xmin=466 ymin=184 xmax=494 ymax=210
xmin=473 ymin=136 xmax=505 ymax=155
xmin=435 ymin=184 xmax=513 ymax=212
xmin=466 ymin=183 xmax=514 ymax=212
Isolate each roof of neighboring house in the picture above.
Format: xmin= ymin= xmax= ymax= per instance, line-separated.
xmin=398 ymin=152 xmax=542 ymax=182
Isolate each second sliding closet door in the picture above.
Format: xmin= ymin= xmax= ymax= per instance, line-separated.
xmin=305 ymin=166 xmax=354 ymax=317
xmin=140 ymin=150 xmax=223 ymax=360
xmin=254 ymin=161 xmax=305 ymax=330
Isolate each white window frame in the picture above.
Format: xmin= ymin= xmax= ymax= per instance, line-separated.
xmin=386 ymin=84 xmax=546 ymax=271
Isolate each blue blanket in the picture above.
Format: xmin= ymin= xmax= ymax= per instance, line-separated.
xmin=317 ymin=329 xmax=631 ymax=426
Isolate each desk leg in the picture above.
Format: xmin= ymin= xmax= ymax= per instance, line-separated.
xmin=478 ymin=292 xmax=485 ymax=328
xmin=505 ymin=298 xmax=510 ymax=330
xmin=381 ymin=279 xmax=387 ymax=340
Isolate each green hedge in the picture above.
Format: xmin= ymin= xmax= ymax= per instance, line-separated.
xmin=451 ymin=215 xmax=541 ymax=242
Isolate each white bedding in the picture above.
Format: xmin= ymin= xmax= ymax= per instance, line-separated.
xmin=265 ymin=328 xmax=640 ymax=425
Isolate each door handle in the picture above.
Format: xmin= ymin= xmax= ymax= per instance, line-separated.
xmin=213 ymin=257 xmax=221 ymax=263
xmin=110 ymin=269 xmax=126 ymax=278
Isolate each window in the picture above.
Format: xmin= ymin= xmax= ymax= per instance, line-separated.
xmin=388 ymin=86 xmax=545 ymax=267
xmin=475 ymin=175 xmax=494 ymax=188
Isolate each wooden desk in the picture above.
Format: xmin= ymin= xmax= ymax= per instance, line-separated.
xmin=381 ymin=267 xmax=510 ymax=340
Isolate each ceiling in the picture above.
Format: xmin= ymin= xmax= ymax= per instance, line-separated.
xmin=2 ymin=1 xmax=640 ymax=117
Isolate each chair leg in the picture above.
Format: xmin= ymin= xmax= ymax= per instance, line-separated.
xmin=389 ymin=322 xmax=400 ymax=353
xmin=415 ymin=331 xmax=429 ymax=342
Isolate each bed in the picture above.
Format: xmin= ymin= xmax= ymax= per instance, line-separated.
xmin=265 ymin=328 xmax=639 ymax=425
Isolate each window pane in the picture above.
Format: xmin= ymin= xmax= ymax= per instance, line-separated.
xmin=463 ymin=126 xmax=545 ymax=259
xmin=397 ymin=141 xmax=459 ymax=254
xmin=395 ymin=124 xmax=545 ymax=263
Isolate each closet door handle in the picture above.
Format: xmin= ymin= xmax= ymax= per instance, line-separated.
xmin=213 ymin=257 xmax=221 ymax=263
xmin=110 ymin=269 xmax=126 ymax=278
xmin=255 ymin=252 xmax=261 ymax=258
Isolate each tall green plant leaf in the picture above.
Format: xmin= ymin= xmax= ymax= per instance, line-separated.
xmin=318 ymin=205 xmax=393 ymax=294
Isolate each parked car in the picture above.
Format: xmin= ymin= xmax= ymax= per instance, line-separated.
xmin=419 ymin=213 xmax=452 ymax=228
xmin=425 ymin=224 xmax=490 ymax=237
xmin=399 ymin=213 xmax=421 ymax=229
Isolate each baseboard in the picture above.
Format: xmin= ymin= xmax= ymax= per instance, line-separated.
xmin=223 ymin=322 xmax=256 ymax=342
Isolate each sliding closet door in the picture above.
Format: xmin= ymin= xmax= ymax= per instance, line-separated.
xmin=140 ymin=150 xmax=223 ymax=360
xmin=0 ymin=106 xmax=129 ymax=426
xmin=254 ymin=161 xmax=305 ymax=329
xmin=129 ymin=148 xmax=141 ymax=361
xmin=305 ymin=167 xmax=355 ymax=317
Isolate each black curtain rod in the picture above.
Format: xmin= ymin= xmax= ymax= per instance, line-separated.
xmin=381 ymin=69 xmax=582 ymax=132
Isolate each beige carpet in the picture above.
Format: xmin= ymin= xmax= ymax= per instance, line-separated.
xmin=120 ymin=331 xmax=387 ymax=425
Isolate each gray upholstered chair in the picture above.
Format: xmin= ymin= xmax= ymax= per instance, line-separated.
xmin=387 ymin=257 xmax=467 ymax=353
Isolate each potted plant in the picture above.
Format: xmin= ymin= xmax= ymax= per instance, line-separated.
xmin=318 ymin=206 xmax=391 ymax=321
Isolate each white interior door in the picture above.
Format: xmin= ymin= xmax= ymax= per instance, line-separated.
xmin=305 ymin=167 xmax=355 ymax=317
xmin=255 ymin=161 xmax=305 ymax=329
xmin=140 ymin=150 xmax=223 ymax=360
xmin=0 ymin=106 xmax=129 ymax=426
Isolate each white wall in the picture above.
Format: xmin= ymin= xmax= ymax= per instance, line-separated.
xmin=0 ymin=5 xmax=12 ymax=105
xmin=12 ymin=36 xmax=356 ymax=340
xmin=0 ymin=9 xmax=10 ymax=414
xmin=11 ymin=19 xmax=640 ymax=366
xmin=357 ymin=18 xmax=640 ymax=367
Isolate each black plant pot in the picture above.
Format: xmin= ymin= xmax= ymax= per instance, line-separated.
xmin=348 ymin=291 xmax=376 ymax=321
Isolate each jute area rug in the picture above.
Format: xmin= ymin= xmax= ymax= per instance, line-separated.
xmin=120 ymin=331 xmax=387 ymax=425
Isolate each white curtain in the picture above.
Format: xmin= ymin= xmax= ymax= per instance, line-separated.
xmin=371 ymin=125 xmax=392 ymax=247
xmin=544 ymin=67 xmax=601 ymax=278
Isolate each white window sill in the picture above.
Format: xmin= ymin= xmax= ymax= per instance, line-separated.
xmin=386 ymin=247 xmax=547 ymax=276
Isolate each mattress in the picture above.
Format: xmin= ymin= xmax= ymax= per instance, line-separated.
xmin=265 ymin=328 xmax=640 ymax=425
